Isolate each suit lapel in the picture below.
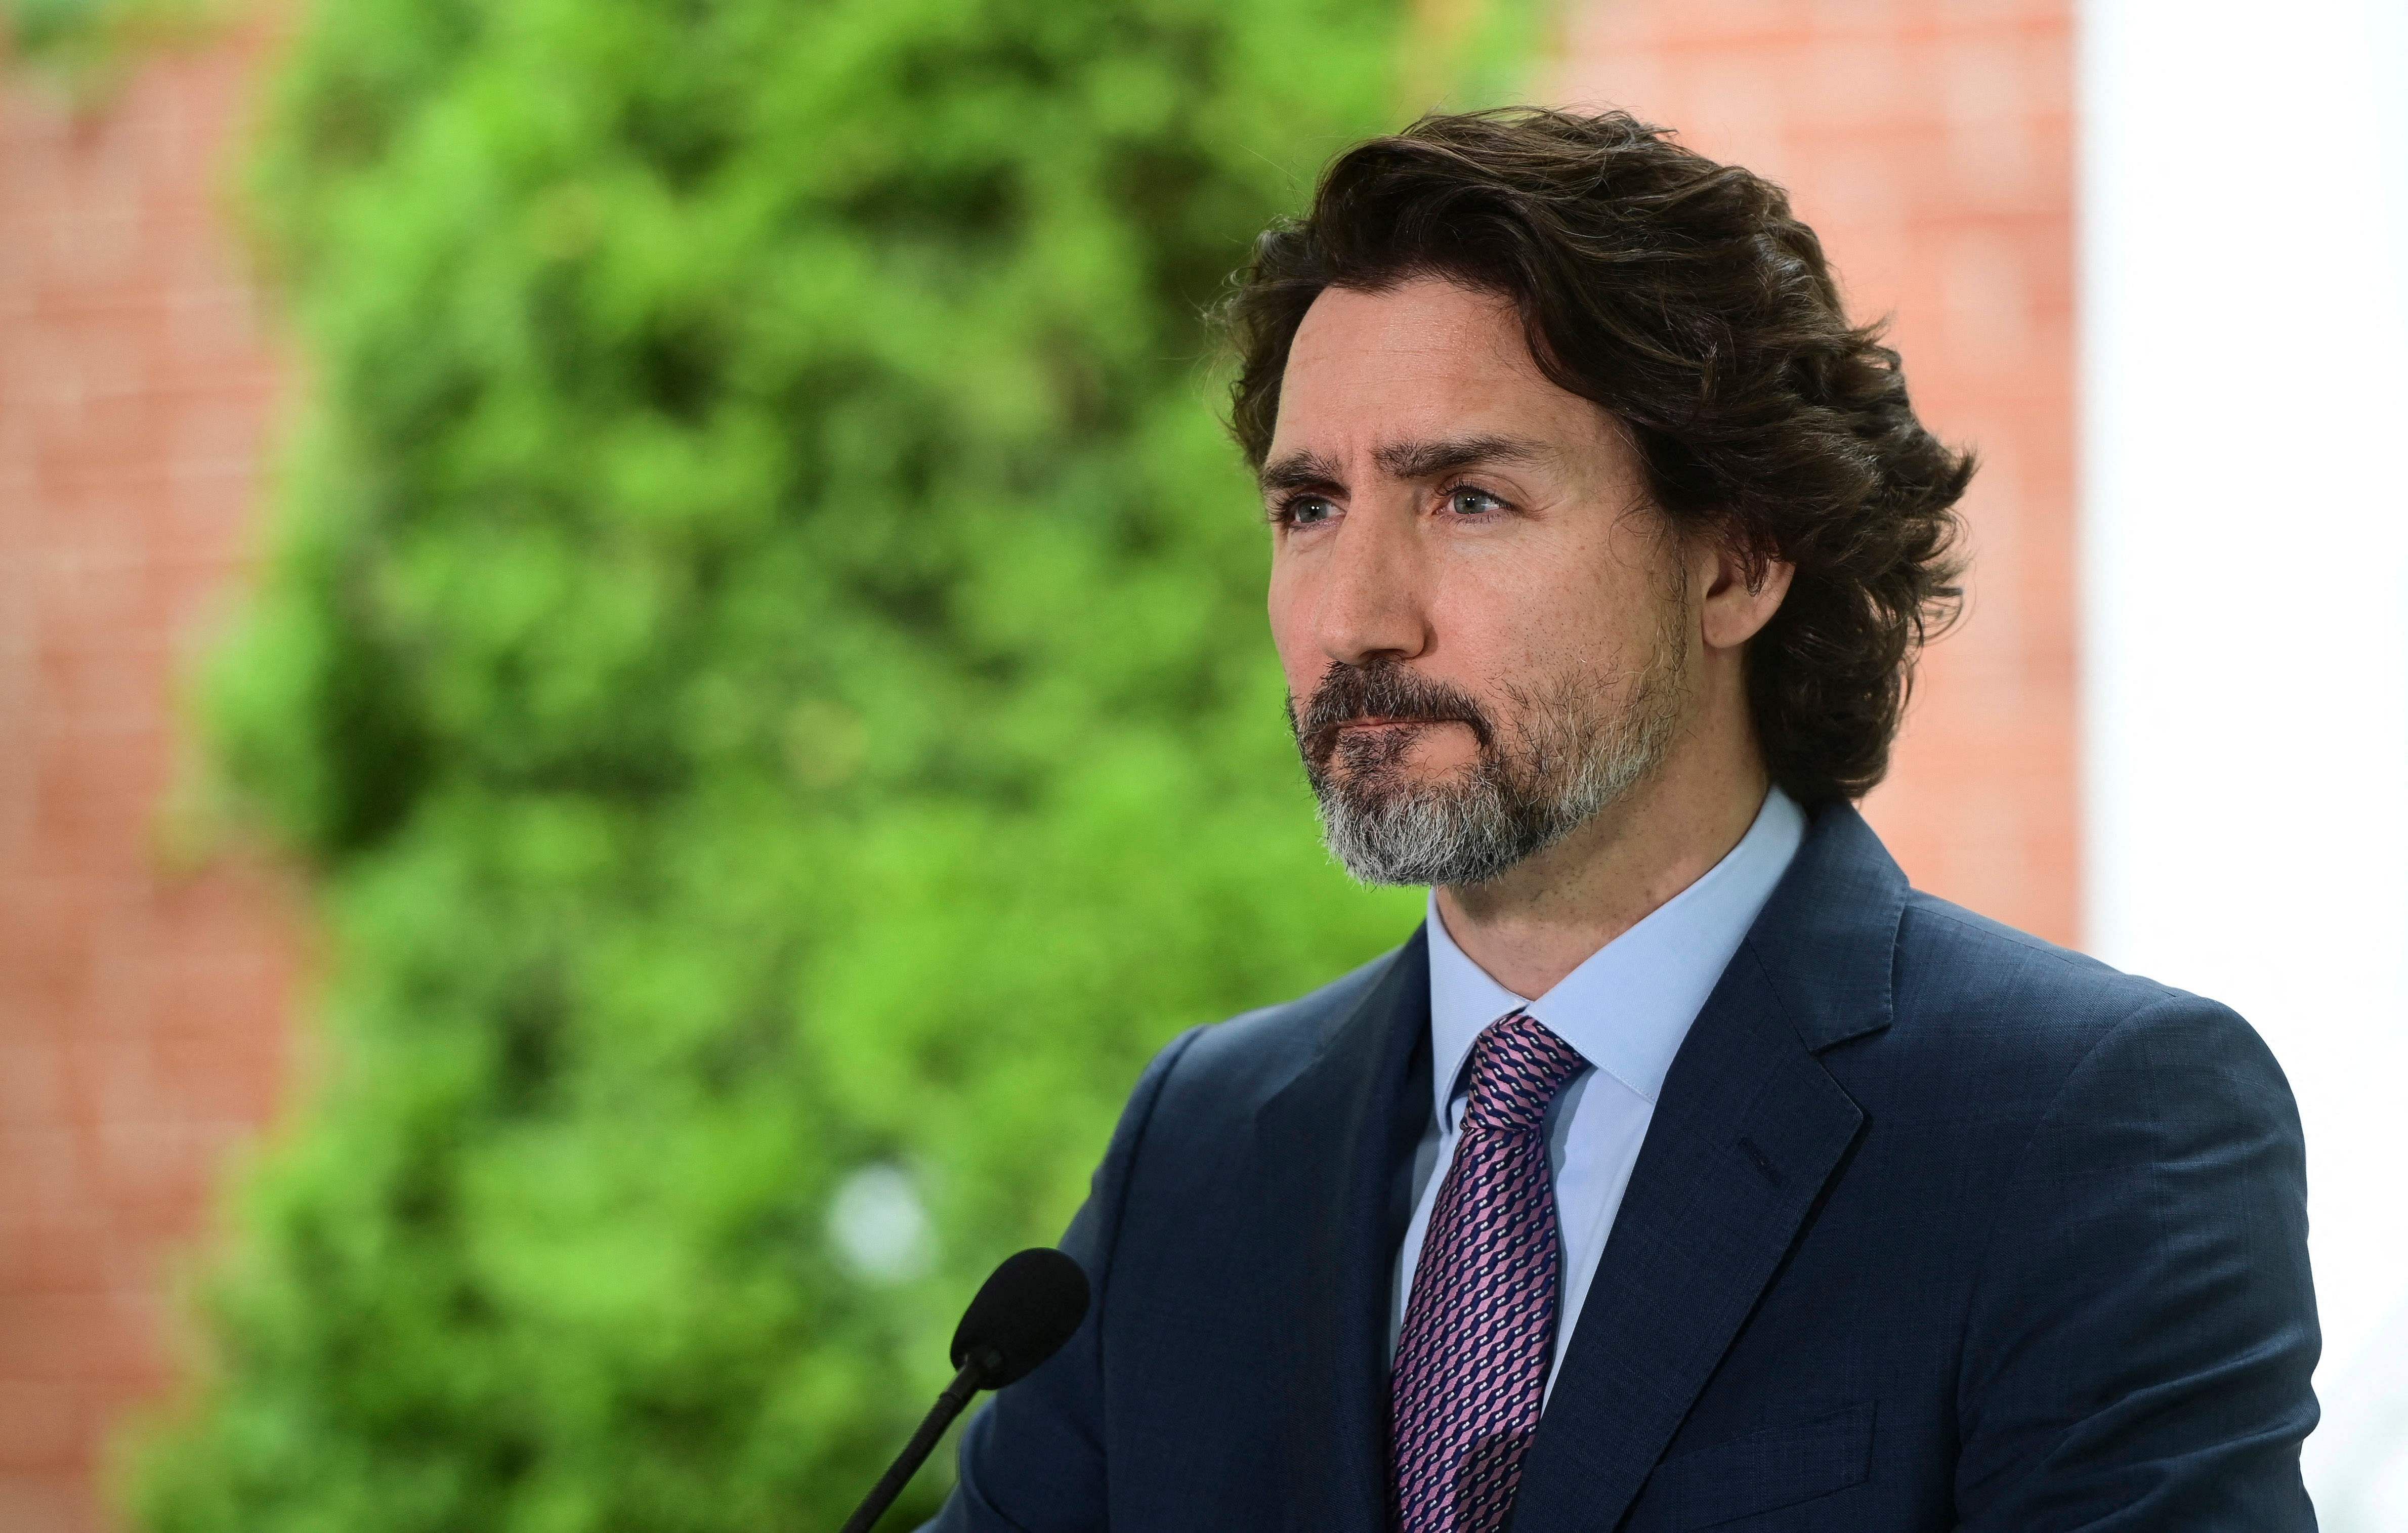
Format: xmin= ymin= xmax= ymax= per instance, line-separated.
xmin=1508 ymin=955 xmax=1864 ymax=1530
xmin=1256 ymin=927 xmax=1431 ymax=1533
xmin=1508 ymin=802 xmax=1906 ymax=1532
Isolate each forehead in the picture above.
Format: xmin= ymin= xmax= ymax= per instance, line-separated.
xmin=1269 ymin=276 xmax=1606 ymax=462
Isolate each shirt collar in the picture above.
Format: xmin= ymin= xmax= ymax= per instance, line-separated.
xmin=1422 ymin=785 xmax=1808 ymax=1128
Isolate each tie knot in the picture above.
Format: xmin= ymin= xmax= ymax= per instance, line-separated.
xmin=1461 ymin=1010 xmax=1587 ymax=1134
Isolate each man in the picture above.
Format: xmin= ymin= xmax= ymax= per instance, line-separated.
xmin=928 ymin=108 xmax=2318 ymax=1531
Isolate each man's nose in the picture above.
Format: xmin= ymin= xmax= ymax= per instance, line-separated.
xmin=1315 ymin=504 xmax=1429 ymax=667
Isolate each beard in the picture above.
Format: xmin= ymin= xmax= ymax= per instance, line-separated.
xmin=1287 ymin=612 xmax=1690 ymax=888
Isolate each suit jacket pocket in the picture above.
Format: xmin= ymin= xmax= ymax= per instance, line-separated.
xmin=1638 ymin=1401 xmax=1875 ymax=1529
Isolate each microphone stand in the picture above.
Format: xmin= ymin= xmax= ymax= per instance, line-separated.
xmin=837 ymin=1349 xmax=998 ymax=1533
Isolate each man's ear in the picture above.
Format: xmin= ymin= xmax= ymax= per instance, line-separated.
xmin=1696 ymin=537 xmax=1794 ymax=653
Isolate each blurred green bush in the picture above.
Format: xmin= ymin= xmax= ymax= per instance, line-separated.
xmin=112 ymin=1 xmax=1491 ymax=1528
xmin=1 ymin=0 xmax=228 ymax=95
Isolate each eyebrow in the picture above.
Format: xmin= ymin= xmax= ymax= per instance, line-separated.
xmin=1377 ymin=434 xmax=1556 ymax=482
xmin=1256 ymin=434 xmax=1557 ymax=495
xmin=1258 ymin=448 xmax=1345 ymax=496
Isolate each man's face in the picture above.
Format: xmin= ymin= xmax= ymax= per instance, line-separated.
xmin=1262 ymin=276 xmax=1696 ymax=886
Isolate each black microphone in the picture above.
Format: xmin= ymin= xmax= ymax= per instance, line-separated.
xmin=837 ymin=1247 xmax=1090 ymax=1533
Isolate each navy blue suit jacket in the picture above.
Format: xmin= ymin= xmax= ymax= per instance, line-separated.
xmin=928 ymin=803 xmax=2319 ymax=1530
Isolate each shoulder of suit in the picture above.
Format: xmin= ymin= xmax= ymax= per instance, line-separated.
xmin=1867 ymin=885 xmax=2270 ymax=1092
xmin=1150 ymin=944 xmax=1403 ymax=1111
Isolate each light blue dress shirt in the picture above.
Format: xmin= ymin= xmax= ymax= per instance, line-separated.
xmin=1390 ymin=786 xmax=1807 ymax=1402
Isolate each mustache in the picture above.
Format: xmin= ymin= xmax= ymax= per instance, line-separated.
xmin=1291 ymin=662 xmax=1498 ymax=763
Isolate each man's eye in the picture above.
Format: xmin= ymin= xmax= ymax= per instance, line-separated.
xmin=1276 ymin=495 xmax=1336 ymax=527
xmin=1447 ymin=486 xmax=1507 ymax=517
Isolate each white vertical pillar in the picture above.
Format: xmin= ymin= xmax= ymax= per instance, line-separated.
xmin=2080 ymin=0 xmax=2408 ymax=1522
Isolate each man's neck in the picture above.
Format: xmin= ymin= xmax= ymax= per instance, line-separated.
xmin=1434 ymin=745 xmax=1773 ymax=1000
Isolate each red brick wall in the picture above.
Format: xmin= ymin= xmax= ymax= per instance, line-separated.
xmin=0 ymin=22 xmax=300 ymax=1533
xmin=1549 ymin=0 xmax=2081 ymax=945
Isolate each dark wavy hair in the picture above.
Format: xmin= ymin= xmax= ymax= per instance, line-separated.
xmin=1213 ymin=107 xmax=1971 ymax=806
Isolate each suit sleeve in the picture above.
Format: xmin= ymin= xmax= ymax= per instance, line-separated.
xmin=921 ymin=1024 xmax=1206 ymax=1533
xmin=1952 ymin=995 xmax=2321 ymax=1530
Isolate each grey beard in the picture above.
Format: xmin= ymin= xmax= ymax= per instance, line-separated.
xmin=1301 ymin=646 xmax=1688 ymax=888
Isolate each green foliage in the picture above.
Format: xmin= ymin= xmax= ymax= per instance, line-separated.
xmin=113 ymin=0 xmax=1523 ymax=1528
xmin=1399 ymin=0 xmax=1555 ymax=125
xmin=1 ymin=0 xmax=229 ymax=94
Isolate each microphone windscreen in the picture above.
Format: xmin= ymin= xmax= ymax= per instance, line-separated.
xmin=950 ymin=1247 xmax=1090 ymax=1388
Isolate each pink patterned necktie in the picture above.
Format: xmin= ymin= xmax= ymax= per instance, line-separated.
xmin=1390 ymin=1008 xmax=1588 ymax=1533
